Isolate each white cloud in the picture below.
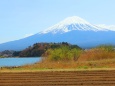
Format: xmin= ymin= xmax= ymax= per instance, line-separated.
xmin=24 ymin=33 xmax=34 ymax=38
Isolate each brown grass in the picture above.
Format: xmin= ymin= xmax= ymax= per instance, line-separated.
xmin=78 ymin=48 xmax=115 ymax=61
xmin=22 ymin=60 xmax=78 ymax=69
xmin=20 ymin=48 xmax=115 ymax=69
xmin=19 ymin=58 xmax=115 ymax=70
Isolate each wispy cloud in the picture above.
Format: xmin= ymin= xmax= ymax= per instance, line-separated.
xmin=24 ymin=33 xmax=34 ymax=38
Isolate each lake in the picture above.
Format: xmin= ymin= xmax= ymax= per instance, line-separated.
xmin=0 ymin=57 xmax=41 ymax=67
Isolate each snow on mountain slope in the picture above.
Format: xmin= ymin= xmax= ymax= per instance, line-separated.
xmin=40 ymin=16 xmax=108 ymax=34
xmin=97 ymin=24 xmax=115 ymax=31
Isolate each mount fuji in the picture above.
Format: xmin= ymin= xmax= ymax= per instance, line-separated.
xmin=0 ymin=16 xmax=115 ymax=51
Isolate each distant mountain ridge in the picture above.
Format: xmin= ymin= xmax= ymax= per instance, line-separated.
xmin=0 ymin=16 xmax=115 ymax=51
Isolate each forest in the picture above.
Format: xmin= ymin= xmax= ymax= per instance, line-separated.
xmin=13 ymin=42 xmax=81 ymax=57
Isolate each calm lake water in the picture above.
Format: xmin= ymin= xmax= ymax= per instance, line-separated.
xmin=0 ymin=57 xmax=41 ymax=67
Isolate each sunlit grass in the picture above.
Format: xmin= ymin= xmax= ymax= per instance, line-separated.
xmin=1 ymin=45 xmax=115 ymax=72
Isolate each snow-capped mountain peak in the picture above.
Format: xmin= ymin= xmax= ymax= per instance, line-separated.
xmin=40 ymin=16 xmax=90 ymax=34
xmin=58 ymin=16 xmax=90 ymax=25
xmin=40 ymin=16 xmax=109 ymax=34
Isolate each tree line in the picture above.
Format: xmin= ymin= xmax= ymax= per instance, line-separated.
xmin=13 ymin=42 xmax=82 ymax=57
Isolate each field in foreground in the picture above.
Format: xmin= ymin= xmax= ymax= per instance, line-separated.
xmin=1 ymin=70 xmax=115 ymax=86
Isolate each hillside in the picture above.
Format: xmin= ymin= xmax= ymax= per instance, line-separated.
xmin=14 ymin=42 xmax=81 ymax=57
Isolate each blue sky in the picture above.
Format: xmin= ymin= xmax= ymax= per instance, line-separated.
xmin=0 ymin=0 xmax=115 ymax=43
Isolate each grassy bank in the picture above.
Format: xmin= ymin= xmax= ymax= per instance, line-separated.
xmin=1 ymin=67 xmax=115 ymax=73
xmin=1 ymin=58 xmax=115 ymax=72
xmin=1 ymin=45 xmax=115 ymax=72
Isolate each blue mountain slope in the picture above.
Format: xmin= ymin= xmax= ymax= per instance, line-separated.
xmin=0 ymin=30 xmax=115 ymax=51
